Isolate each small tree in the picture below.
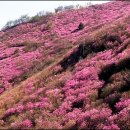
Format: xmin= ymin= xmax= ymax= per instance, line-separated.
xmin=19 ymin=15 xmax=30 ymax=23
xmin=64 ymin=5 xmax=74 ymax=10
xmin=2 ymin=20 xmax=14 ymax=30
xmin=55 ymin=6 xmax=64 ymax=13
xmin=2 ymin=14 xmax=30 ymax=30
xmin=86 ymin=2 xmax=92 ymax=7
xmin=37 ymin=11 xmax=45 ymax=17
xmin=75 ymin=4 xmax=80 ymax=9
xmin=78 ymin=22 xmax=84 ymax=30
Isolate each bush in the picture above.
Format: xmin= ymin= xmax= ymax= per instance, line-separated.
xmin=55 ymin=6 xmax=64 ymax=13
xmin=29 ymin=15 xmax=41 ymax=23
xmin=43 ymin=21 xmax=52 ymax=31
xmin=64 ymin=5 xmax=74 ymax=10
xmin=2 ymin=15 xmax=30 ymax=30
xmin=23 ymin=41 xmax=39 ymax=52
xmin=13 ymin=49 xmax=19 ymax=55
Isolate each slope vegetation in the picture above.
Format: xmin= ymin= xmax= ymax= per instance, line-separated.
xmin=0 ymin=1 xmax=130 ymax=129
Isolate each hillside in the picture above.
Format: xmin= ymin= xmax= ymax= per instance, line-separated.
xmin=0 ymin=1 xmax=130 ymax=129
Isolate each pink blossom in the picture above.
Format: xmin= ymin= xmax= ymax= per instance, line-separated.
xmin=103 ymin=124 xmax=120 ymax=130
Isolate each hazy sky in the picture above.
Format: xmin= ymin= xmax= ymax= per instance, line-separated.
xmin=0 ymin=1 xmax=109 ymax=29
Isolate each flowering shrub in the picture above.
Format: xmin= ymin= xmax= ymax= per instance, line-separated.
xmin=102 ymin=124 xmax=120 ymax=130
xmin=11 ymin=119 xmax=32 ymax=128
xmin=115 ymin=98 xmax=130 ymax=111
xmin=1 ymin=1 xmax=130 ymax=129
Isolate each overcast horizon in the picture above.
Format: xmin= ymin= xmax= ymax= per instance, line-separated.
xmin=0 ymin=1 xmax=110 ymax=30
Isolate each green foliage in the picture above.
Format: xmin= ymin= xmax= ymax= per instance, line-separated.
xmin=29 ymin=15 xmax=41 ymax=23
xmin=2 ymin=15 xmax=30 ymax=30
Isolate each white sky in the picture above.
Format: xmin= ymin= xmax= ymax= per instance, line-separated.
xmin=0 ymin=1 xmax=110 ymax=29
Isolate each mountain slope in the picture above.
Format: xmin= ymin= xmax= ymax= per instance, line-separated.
xmin=0 ymin=1 xmax=130 ymax=129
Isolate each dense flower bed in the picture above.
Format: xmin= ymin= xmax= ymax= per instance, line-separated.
xmin=1 ymin=1 xmax=130 ymax=129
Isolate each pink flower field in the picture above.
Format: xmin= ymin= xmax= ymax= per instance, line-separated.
xmin=1 ymin=1 xmax=130 ymax=129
